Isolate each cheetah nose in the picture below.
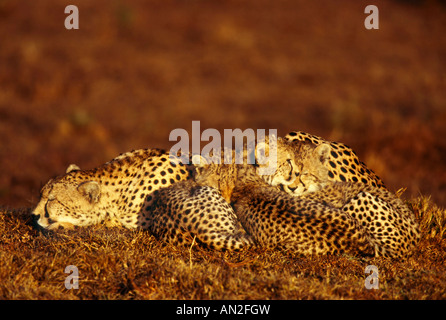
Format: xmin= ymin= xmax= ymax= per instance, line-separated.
xmin=32 ymin=213 xmax=41 ymax=225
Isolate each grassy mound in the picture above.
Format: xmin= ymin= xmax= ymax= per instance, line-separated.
xmin=0 ymin=195 xmax=444 ymax=300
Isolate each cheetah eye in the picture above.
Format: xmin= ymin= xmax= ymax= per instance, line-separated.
xmin=48 ymin=194 xmax=56 ymax=201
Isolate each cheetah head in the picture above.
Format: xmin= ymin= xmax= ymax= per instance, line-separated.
xmin=282 ymin=142 xmax=332 ymax=196
xmin=255 ymin=137 xmax=298 ymax=187
xmin=192 ymin=154 xmax=237 ymax=203
xmin=32 ymin=164 xmax=104 ymax=230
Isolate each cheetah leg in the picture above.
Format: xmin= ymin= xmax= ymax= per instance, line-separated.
xmin=342 ymin=192 xmax=415 ymax=258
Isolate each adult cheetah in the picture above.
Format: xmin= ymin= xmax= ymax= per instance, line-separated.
xmin=32 ymin=148 xmax=191 ymax=230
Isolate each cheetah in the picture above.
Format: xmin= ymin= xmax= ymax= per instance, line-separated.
xmin=32 ymin=148 xmax=191 ymax=230
xmin=193 ymin=156 xmax=375 ymax=256
xmin=252 ymin=135 xmax=420 ymax=257
xmin=282 ymin=131 xmax=386 ymax=194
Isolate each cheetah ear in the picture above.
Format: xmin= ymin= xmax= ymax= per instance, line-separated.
xmin=314 ymin=143 xmax=331 ymax=164
xmin=66 ymin=164 xmax=81 ymax=173
xmin=191 ymin=154 xmax=209 ymax=167
xmin=77 ymin=181 xmax=101 ymax=204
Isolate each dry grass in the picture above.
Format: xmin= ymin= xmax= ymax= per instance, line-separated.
xmin=0 ymin=194 xmax=444 ymax=300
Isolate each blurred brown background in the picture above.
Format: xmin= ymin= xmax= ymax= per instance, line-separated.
xmin=0 ymin=0 xmax=445 ymax=208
